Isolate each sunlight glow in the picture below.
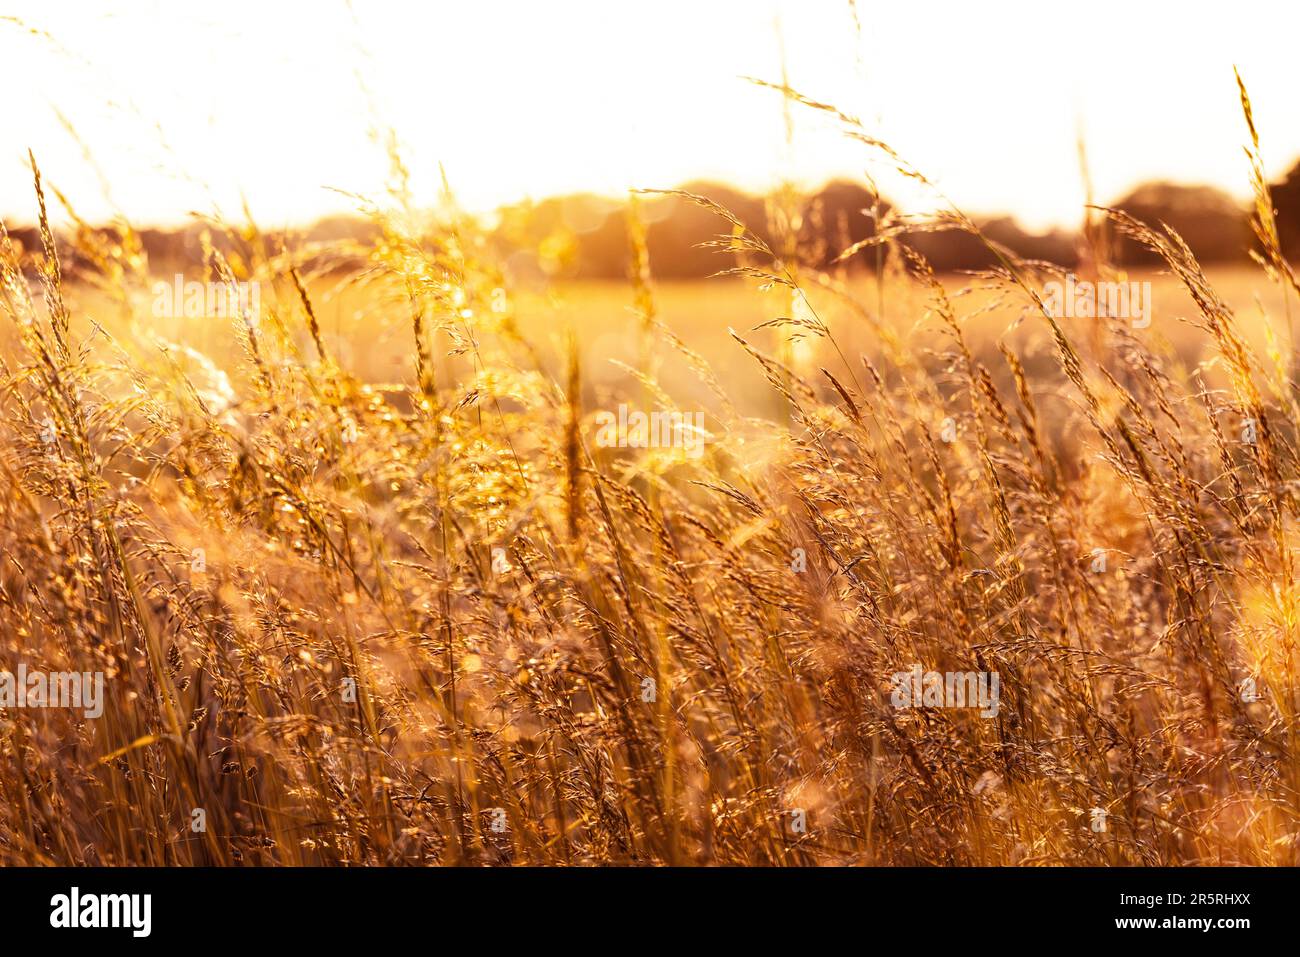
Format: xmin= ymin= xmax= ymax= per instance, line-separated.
xmin=3 ymin=0 xmax=1298 ymax=230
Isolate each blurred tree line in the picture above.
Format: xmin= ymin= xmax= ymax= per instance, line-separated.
xmin=11 ymin=159 xmax=1300 ymax=278
xmin=486 ymin=158 xmax=1300 ymax=278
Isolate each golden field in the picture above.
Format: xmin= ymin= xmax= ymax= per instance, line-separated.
xmin=3 ymin=80 xmax=1300 ymax=866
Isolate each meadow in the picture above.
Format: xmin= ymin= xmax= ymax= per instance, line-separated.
xmin=2 ymin=82 xmax=1300 ymax=867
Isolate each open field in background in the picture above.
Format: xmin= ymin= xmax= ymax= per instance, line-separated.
xmin=74 ymin=263 xmax=1298 ymax=493
xmin=81 ymin=266 xmax=1297 ymax=415
xmin=545 ymin=268 xmax=1296 ymax=404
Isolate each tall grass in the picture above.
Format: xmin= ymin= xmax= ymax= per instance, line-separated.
xmin=0 ymin=77 xmax=1297 ymax=866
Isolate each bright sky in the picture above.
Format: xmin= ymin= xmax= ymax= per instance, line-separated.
xmin=2 ymin=0 xmax=1298 ymax=231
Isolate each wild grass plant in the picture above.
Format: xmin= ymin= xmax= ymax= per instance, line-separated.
xmin=0 ymin=76 xmax=1297 ymax=867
